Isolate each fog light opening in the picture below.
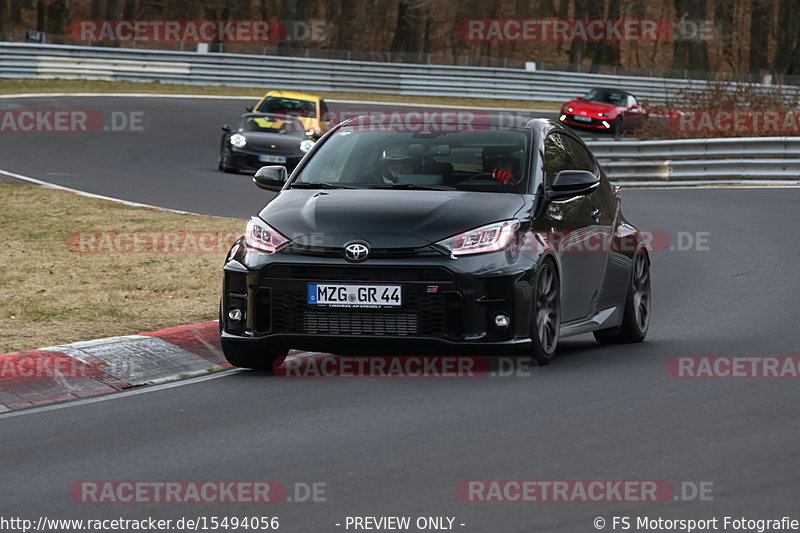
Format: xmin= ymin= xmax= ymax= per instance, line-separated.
xmin=228 ymin=308 xmax=243 ymax=322
xmin=602 ymin=120 xmax=611 ymax=128
xmin=494 ymin=313 xmax=511 ymax=328
xmin=559 ymin=114 xmax=567 ymax=121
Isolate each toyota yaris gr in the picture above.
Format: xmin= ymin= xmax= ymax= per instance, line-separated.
xmin=220 ymin=117 xmax=651 ymax=370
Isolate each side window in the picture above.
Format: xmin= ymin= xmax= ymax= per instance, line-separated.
xmin=562 ymin=136 xmax=598 ymax=175
xmin=543 ymin=133 xmax=574 ymax=188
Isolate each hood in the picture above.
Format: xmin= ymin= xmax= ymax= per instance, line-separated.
xmin=565 ymin=99 xmax=621 ymax=115
xmin=259 ymin=189 xmax=526 ymax=249
xmin=241 ymin=131 xmax=303 ymax=152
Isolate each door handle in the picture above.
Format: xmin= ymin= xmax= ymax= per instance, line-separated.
xmin=591 ymin=209 xmax=601 ymax=222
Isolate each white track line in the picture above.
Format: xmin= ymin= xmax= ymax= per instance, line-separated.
xmin=0 ymin=168 xmax=233 ymax=217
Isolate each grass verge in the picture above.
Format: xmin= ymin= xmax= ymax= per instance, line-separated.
xmin=0 ymin=182 xmax=244 ymax=354
xmin=0 ymin=78 xmax=562 ymax=110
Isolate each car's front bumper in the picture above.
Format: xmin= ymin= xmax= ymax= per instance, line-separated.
xmin=220 ymin=241 xmax=543 ymax=356
xmin=229 ymin=148 xmax=304 ymax=171
xmin=560 ymin=115 xmax=614 ymax=131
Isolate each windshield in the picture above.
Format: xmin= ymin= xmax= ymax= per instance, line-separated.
xmin=292 ymin=127 xmax=530 ymax=193
xmin=583 ymin=89 xmax=628 ymax=106
xmin=236 ymin=114 xmax=306 ymax=136
xmin=255 ymin=97 xmax=317 ymax=118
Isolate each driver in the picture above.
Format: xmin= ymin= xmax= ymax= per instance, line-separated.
xmin=483 ymin=147 xmax=523 ymax=184
xmin=380 ymin=146 xmax=419 ymax=182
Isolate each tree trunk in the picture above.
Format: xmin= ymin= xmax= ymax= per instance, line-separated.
xmin=748 ymin=0 xmax=770 ymax=74
xmin=90 ymin=0 xmax=103 ymax=18
xmin=589 ymin=0 xmax=622 ymax=73
xmin=123 ymin=0 xmax=136 ymax=20
xmin=105 ymin=0 xmax=120 ymax=20
xmin=10 ymin=0 xmax=22 ymax=25
xmin=390 ymin=0 xmax=427 ymax=61
xmin=36 ymin=0 xmax=46 ymax=32
xmin=671 ymin=0 xmax=709 ymax=74
xmin=45 ymin=0 xmax=70 ymax=39
xmin=773 ymin=0 xmax=800 ymax=76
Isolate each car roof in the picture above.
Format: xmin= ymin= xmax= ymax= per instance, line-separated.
xmin=241 ymin=112 xmax=303 ymax=121
xmin=263 ymin=90 xmax=322 ymax=102
xmin=587 ymin=87 xmax=636 ymax=97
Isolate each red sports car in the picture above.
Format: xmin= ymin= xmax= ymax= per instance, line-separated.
xmin=560 ymin=88 xmax=648 ymax=134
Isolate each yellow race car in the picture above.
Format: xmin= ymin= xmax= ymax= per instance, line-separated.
xmin=248 ymin=90 xmax=331 ymax=138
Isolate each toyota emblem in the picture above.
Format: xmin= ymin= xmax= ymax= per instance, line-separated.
xmin=344 ymin=242 xmax=370 ymax=262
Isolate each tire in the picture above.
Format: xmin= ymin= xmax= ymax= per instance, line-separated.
xmin=219 ymin=149 xmax=238 ymax=173
xmin=613 ymin=116 xmax=624 ymax=136
xmin=594 ymin=250 xmax=650 ymax=344
xmin=530 ymin=259 xmax=560 ymax=365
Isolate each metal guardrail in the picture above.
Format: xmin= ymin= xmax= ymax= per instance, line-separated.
xmin=585 ymin=137 xmax=800 ymax=181
xmin=1 ymin=43 xmax=798 ymax=183
xmin=3 ymin=42 xmax=798 ymax=105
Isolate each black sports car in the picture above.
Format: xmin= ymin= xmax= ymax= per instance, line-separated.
xmin=220 ymin=117 xmax=651 ymax=370
xmin=218 ymin=113 xmax=316 ymax=173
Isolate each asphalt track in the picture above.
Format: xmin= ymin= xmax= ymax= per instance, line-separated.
xmin=2 ymin=95 xmax=799 ymax=532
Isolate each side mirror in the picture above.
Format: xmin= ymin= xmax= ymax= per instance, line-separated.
xmin=253 ymin=166 xmax=288 ymax=192
xmin=629 ymin=104 xmax=639 ymax=110
xmin=245 ymin=105 xmax=254 ymax=112
xmin=548 ymin=170 xmax=599 ymax=201
xmin=221 ymin=124 xmax=232 ymax=132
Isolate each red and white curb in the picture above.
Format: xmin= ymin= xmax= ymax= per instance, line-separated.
xmin=0 ymin=321 xmax=228 ymax=413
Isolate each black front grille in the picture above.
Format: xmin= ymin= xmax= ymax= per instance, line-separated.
xmin=304 ymin=311 xmax=418 ymax=335
xmin=271 ymin=291 xmax=445 ymax=336
xmin=263 ymin=265 xmax=454 ymax=283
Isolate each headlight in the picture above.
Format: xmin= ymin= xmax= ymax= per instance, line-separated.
xmin=244 ymin=217 xmax=290 ymax=254
xmin=230 ymin=133 xmax=247 ymax=148
xmin=566 ymin=106 xmax=574 ymax=113
xmin=436 ymin=220 xmax=519 ymax=256
xmin=300 ymin=139 xmax=315 ymax=153
xmin=598 ymin=112 xmax=608 ymax=117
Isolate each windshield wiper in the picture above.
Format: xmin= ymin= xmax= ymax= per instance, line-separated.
xmin=290 ymin=182 xmax=357 ymax=189
xmin=365 ymin=183 xmax=455 ymax=191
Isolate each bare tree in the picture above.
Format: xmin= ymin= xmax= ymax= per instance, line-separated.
xmin=91 ymin=0 xmax=104 ymax=18
xmin=773 ymin=0 xmax=800 ymax=76
xmin=390 ymin=0 xmax=427 ymax=59
xmin=105 ymin=0 xmax=120 ymax=20
xmin=748 ymin=0 xmax=770 ymax=74
xmin=671 ymin=0 xmax=709 ymax=72
xmin=568 ymin=0 xmax=588 ymax=71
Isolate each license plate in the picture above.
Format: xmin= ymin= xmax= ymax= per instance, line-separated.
xmin=259 ymin=154 xmax=287 ymax=163
xmin=573 ymin=115 xmax=592 ymax=122
xmin=307 ymin=284 xmax=402 ymax=308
